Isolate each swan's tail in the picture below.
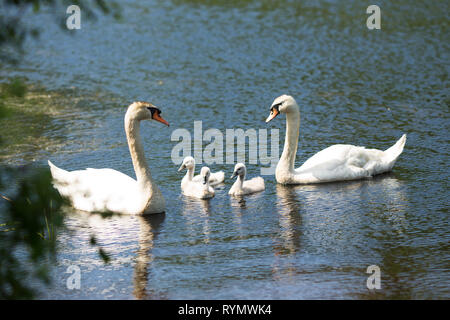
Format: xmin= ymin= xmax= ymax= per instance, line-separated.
xmin=48 ymin=160 xmax=69 ymax=183
xmin=383 ymin=134 xmax=407 ymax=165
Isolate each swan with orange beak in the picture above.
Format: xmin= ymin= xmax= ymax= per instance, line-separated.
xmin=265 ymin=94 xmax=406 ymax=184
xmin=48 ymin=101 xmax=170 ymax=215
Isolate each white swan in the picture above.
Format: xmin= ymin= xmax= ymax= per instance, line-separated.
xmin=180 ymin=166 xmax=215 ymax=199
xmin=229 ymin=163 xmax=265 ymax=196
xmin=266 ymin=95 xmax=407 ymax=184
xmin=48 ymin=101 xmax=169 ymax=215
xmin=178 ymin=156 xmax=224 ymax=187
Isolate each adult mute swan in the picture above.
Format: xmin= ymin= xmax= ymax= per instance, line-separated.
xmin=266 ymin=95 xmax=406 ymax=184
xmin=180 ymin=166 xmax=215 ymax=199
xmin=229 ymin=163 xmax=265 ymax=196
xmin=178 ymin=156 xmax=225 ymax=187
xmin=48 ymin=101 xmax=169 ymax=215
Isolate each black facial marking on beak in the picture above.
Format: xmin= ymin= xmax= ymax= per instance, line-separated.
xmin=271 ymin=102 xmax=282 ymax=113
xmin=266 ymin=102 xmax=282 ymax=123
xmin=147 ymin=107 xmax=161 ymax=117
xmin=148 ymin=106 xmax=169 ymax=126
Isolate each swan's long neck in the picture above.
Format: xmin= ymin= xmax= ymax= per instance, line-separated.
xmin=125 ymin=113 xmax=154 ymax=189
xmin=231 ymin=173 xmax=245 ymax=191
xmin=185 ymin=166 xmax=195 ymax=181
xmin=236 ymin=174 xmax=245 ymax=189
xmin=278 ymin=107 xmax=300 ymax=173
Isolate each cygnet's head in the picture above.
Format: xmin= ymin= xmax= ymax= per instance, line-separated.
xmin=178 ymin=156 xmax=196 ymax=172
xmin=265 ymin=95 xmax=298 ymax=123
xmin=200 ymin=167 xmax=211 ymax=185
xmin=230 ymin=163 xmax=246 ymax=179
xmin=127 ymin=101 xmax=169 ymax=126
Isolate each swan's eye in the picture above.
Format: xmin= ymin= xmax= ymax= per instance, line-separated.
xmin=271 ymin=102 xmax=282 ymax=112
xmin=147 ymin=107 xmax=161 ymax=116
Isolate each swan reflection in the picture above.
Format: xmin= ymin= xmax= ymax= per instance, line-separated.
xmin=229 ymin=196 xmax=247 ymax=211
xmin=133 ymin=213 xmax=165 ymax=299
xmin=274 ymin=184 xmax=303 ymax=255
xmin=229 ymin=191 xmax=267 ymax=237
xmin=229 ymin=191 xmax=265 ymax=214
xmin=272 ymin=174 xmax=408 ymax=282
xmin=274 ymin=174 xmax=408 ymax=257
xmin=69 ymin=212 xmax=165 ymax=299
xmin=180 ymin=196 xmax=211 ymax=244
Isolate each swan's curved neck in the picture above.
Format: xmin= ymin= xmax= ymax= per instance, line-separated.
xmin=185 ymin=166 xmax=195 ymax=181
xmin=237 ymin=174 xmax=245 ymax=189
xmin=279 ymin=106 xmax=300 ymax=173
xmin=125 ymin=113 xmax=154 ymax=189
xmin=232 ymin=173 xmax=245 ymax=190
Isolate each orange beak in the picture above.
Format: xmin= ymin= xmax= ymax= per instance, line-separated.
xmin=153 ymin=113 xmax=169 ymax=126
xmin=265 ymin=107 xmax=279 ymax=123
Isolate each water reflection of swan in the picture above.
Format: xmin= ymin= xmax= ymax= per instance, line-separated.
xmin=68 ymin=212 xmax=166 ymax=299
xmin=228 ymin=191 xmax=266 ymax=243
xmin=180 ymin=196 xmax=211 ymax=244
xmin=275 ymin=174 xmax=409 ymax=256
xmin=229 ymin=196 xmax=247 ymax=211
xmin=274 ymin=184 xmax=303 ymax=256
xmin=133 ymin=214 xmax=165 ymax=299
xmin=272 ymin=175 xmax=409 ymax=286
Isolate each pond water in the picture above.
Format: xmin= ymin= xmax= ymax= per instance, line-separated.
xmin=0 ymin=0 xmax=448 ymax=299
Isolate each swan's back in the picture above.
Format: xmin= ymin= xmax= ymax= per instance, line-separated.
xmin=182 ymin=180 xmax=215 ymax=199
xmin=293 ymin=134 xmax=407 ymax=183
xmin=242 ymin=177 xmax=265 ymax=194
xmin=48 ymin=160 xmax=141 ymax=213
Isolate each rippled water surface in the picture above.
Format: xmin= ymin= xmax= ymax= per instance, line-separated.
xmin=0 ymin=0 xmax=449 ymax=299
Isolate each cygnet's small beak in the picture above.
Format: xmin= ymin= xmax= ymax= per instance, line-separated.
xmin=230 ymin=172 xmax=237 ymax=179
xmin=178 ymin=164 xmax=185 ymax=172
xmin=265 ymin=107 xmax=279 ymax=123
xmin=203 ymin=176 xmax=207 ymax=185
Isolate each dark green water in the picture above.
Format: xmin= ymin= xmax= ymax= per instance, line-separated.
xmin=0 ymin=0 xmax=449 ymax=299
